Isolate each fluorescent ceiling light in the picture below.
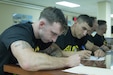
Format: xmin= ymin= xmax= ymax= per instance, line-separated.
xmin=56 ymin=1 xmax=80 ymax=8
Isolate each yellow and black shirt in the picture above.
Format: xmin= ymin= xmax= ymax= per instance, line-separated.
xmin=0 ymin=22 xmax=52 ymax=75
xmin=55 ymin=27 xmax=87 ymax=52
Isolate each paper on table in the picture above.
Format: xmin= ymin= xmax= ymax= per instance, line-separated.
xmin=62 ymin=66 xmax=113 ymax=75
xmin=83 ymin=56 xmax=105 ymax=61
xmin=79 ymin=63 xmax=84 ymax=66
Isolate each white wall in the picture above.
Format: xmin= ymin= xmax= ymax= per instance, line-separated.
xmin=0 ymin=2 xmax=80 ymax=34
xmin=0 ymin=2 xmax=42 ymax=34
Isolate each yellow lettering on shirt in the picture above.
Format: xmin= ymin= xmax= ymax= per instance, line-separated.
xmin=72 ymin=45 xmax=79 ymax=51
xmin=104 ymin=40 xmax=107 ymax=45
xmin=64 ymin=45 xmax=71 ymax=51
xmin=64 ymin=45 xmax=79 ymax=52
xmin=34 ymin=46 xmax=40 ymax=52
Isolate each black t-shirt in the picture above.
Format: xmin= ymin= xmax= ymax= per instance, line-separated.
xmin=85 ymin=34 xmax=94 ymax=43
xmin=79 ymin=34 xmax=94 ymax=50
xmin=55 ymin=27 xmax=87 ymax=52
xmin=81 ymin=34 xmax=96 ymax=55
xmin=0 ymin=22 xmax=52 ymax=75
xmin=93 ymin=33 xmax=107 ymax=47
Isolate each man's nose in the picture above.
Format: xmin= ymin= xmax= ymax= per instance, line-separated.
xmin=52 ymin=36 xmax=58 ymax=42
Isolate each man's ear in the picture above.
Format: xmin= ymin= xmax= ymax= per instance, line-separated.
xmin=39 ymin=21 xmax=45 ymax=29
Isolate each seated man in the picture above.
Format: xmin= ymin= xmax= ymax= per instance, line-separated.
xmin=0 ymin=7 xmax=81 ymax=75
xmin=93 ymin=20 xmax=111 ymax=56
xmin=80 ymin=17 xmax=104 ymax=57
xmin=55 ymin=14 xmax=93 ymax=59
xmin=81 ymin=18 xmax=110 ymax=57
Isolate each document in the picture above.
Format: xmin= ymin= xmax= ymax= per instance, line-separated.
xmin=83 ymin=56 xmax=105 ymax=61
xmin=62 ymin=66 xmax=113 ymax=75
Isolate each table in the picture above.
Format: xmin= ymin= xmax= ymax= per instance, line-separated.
xmin=4 ymin=65 xmax=85 ymax=75
xmin=81 ymin=60 xmax=106 ymax=68
xmin=4 ymin=60 xmax=106 ymax=75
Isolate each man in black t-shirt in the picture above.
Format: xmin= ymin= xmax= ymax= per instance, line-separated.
xmin=80 ymin=17 xmax=98 ymax=50
xmin=0 ymin=7 xmax=81 ymax=75
xmin=93 ymin=20 xmax=107 ymax=47
xmin=79 ymin=17 xmax=110 ymax=57
xmin=93 ymin=20 xmax=111 ymax=55
xmin=55 ymin=16 xmax=107 ymax=58
xmin=55 ymin=15 xmax=93 ymax=59
xmin=80 ymin=17 xmax=106 ymax=57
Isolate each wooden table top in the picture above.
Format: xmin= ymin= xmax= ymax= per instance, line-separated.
xmin=4 ymin=60 xmax=106 ymax=75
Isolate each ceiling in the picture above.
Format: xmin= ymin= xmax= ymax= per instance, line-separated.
xmin=1 ymin=0 xmax=113 ymax=17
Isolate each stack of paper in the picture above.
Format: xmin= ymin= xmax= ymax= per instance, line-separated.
xmin=62 ymin=66 xmax=113 ymax=75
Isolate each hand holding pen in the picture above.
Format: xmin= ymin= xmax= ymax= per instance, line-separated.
xmin=76 ymin=45 xmax=92 ymax=59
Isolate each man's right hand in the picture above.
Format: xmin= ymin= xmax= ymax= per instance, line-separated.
xmin=76 ymin=50 xmax=92 ymax=59
xmin=101 ymin=45 xmax=110 ymax=51
xmin=66 ymin=54 xmax=81 ymax=67
xmin=94 ymin=49 xmax=105 ymax=57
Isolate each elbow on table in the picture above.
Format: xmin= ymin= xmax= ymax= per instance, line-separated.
xmin=19 ymin=61 xmax=40 ymax=71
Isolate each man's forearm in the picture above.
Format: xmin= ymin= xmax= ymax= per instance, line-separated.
xmin=18 ymin=52 xmax=68 ymax=71
xmin=11 ymin=41 xmax=68 ymax=71
xmin=85 ymin=40 xmax=99 ymax=51
xmin=92 ymin=45 xmax=99 ymax=51
xmin=62 ymin=51 xmax=75 ymax=57
xmin=27 ymin=53 xmax=68 ymax=71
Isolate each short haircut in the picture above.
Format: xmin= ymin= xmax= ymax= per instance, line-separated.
xmin=98 ymin=20 xmax=106 ymax=26
xmin=39 ymin=7 xmax=68 ymax=33
xmin=90 ymin=16 xmax=96 ymax=23
xmin=77 ymin=14 xmax=93 ymax=27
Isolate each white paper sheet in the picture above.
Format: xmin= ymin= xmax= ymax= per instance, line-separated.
xmin=62 ymin=66 xmax=113 ymax=75
xmin=83 ymin=56 xmax=105 ymax=61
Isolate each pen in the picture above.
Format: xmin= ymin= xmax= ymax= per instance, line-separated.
xmin=81 ymin=45 xmax=85 ymax=50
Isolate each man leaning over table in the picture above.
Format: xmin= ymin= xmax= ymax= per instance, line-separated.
xmin=54 ymin=16 xmax=110 ymax=59
xmin=0 ymin=7 xmax=80 ymax=75
xmin=80 ymin=17 xmax=106 ymax=57
xmin=93 ymin=20 xmax=111 ymax=57
xmin=54 ymin=14 xmax=93 ymax=59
